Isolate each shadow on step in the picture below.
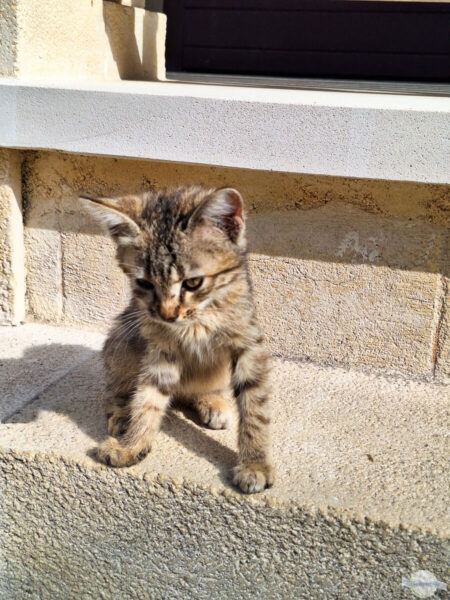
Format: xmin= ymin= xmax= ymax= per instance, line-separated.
xmin=3 ymin=343 xmax=236 ymax=484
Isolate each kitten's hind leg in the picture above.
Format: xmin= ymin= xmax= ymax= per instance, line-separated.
xmin=192 ymin=391 xmax=234 ymax=430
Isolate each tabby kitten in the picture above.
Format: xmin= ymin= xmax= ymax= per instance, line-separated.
xmin=80 ymin=185 xmax=274 ymax=493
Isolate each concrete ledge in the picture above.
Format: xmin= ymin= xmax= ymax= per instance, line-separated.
xmin=0 ymin=324 xmax=104 ymax=420
xmin=0 ymin=79 xmax=449 ymax=183
xmin=1 ymin=324 xmax=448 ymax=598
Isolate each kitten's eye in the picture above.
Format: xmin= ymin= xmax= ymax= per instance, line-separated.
xmin=183 ymin=277 xmax=204 ymax=291
xmin=136 ymin=278 xmax=154 ymax=291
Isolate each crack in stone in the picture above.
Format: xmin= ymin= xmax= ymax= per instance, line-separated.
xmin=431 ymin=274 xmax=447 ymax=377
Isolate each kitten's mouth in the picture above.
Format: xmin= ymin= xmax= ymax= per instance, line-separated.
xmin=149 ymin=313 xmax=189 ymax=327
xmin=164 ymin=317 xmax=185 ymax=326
xmin=144 ymin=305 xmax=198 ymax=327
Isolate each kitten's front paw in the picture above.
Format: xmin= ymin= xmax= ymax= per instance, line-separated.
xmin=232 ymin=463 xmax=274 ymax=494
xmin=195 ymin=395 xmax=233 ymax=430
xmin=97 ymin=437 xmax=150 ymax=468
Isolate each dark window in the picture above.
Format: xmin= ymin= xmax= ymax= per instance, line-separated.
xmin=164 ymin=1 xmax=450 ymax=82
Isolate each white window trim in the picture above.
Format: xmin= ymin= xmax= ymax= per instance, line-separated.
xmin=0 ymin=78 xmax=448 ymax=184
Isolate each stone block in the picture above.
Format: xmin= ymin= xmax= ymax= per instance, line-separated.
xmin=0 ymin=149 xmax=24 ymax=326
xmin=247 ymin=205 xmax=448 ymax=377
xmin=0 ymin=0 xmax=166 ymax=82
xmin=434 ymin=276 xmax=450 ymax=381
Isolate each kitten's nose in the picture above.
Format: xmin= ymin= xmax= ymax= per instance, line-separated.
xmin=159 ymin=300 xmax=180 ymax=322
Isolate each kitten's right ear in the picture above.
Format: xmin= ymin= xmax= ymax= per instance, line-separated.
xmin=190 ymin=187 xmax=245 ymax=246
xmin=79 ymin=194 xmax=142 ymax=246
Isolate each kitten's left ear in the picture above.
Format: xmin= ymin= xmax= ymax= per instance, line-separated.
xmin=79 ymin=193 xmax=142 ymax=246
xmin=192 ymin=187 xmax=245 ymax=245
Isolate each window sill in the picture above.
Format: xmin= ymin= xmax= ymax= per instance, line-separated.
xmin=0 ymin=78 xmax=448 ymax=183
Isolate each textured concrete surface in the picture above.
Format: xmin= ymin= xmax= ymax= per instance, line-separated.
xmin=0 ymin=1 xmax=165 ymax=82
xmin=0 ymin=324 xmax=104 ymax=421
xmin=0 ymin=149 xmax=24 ymax=326
xmin=1 ymin=324 xmax=449 ymax=534
xmin=0 ymin=323 xmax=449 ymax=599
xmin=22 ymin=151 xmax=450 ymax=379
xmin=1 ymin=79 xmax=449 ymax=183
xmin=1 ymin=452 xmax=449 ymax=600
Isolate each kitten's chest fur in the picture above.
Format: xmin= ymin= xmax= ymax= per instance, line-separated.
xmin=148 ymin=325 xmax=232 ymax=396
xmin=178 ymin=344 xmax=232 ymax=396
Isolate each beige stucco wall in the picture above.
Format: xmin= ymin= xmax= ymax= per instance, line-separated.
xmin=0 ymin=149 xmax=24 ymax=326
xmin=0 ymin=0 xmax=166 ymax=82
xmin=0 ymin=0 xmax=18 ymax=77
xmin=21 ymin=150 xmax=450 ymax=380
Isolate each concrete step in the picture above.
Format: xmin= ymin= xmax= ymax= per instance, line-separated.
xmin=1 ymin=323 xmax=448 ymax=599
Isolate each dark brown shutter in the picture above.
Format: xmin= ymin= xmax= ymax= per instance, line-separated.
xmin=164 ymin=1 xmax=450 ymax=82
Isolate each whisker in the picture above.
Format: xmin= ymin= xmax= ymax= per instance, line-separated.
xmin=109 ymin=321 xmax=142 ymax=365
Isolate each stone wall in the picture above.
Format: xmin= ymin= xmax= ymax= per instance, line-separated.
xmin=19 ymin=150 xmax=450 ymax=380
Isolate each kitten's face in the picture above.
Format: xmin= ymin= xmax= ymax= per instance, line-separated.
xmin=81 ymin=186 xmax=246 ymax=327
xmin=130 ymin=223 xmax=243 ymax=326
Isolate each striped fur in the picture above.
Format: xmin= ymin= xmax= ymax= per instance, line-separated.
xmin=80 ymin=185 xmax=274 ymax=493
